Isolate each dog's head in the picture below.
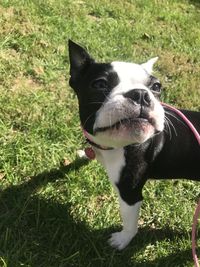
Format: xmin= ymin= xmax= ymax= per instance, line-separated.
xmin=68 ymin=40 xmax=165 ymax=148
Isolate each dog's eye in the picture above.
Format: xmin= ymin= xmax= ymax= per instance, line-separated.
xmin=151 ymin=82 xmax=161 ymax=93
xmin=91 ymin=78 xmax=108 ymax=90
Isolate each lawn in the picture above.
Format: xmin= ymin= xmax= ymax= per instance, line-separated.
xmin=0 ymin=0 xmax=200 ymax=266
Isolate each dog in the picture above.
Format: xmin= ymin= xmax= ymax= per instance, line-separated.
xmin=68 ymin=40 xmax=200 ymax=250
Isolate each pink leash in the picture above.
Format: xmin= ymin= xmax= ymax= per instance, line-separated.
xmin=162 ymin=103 xmax=200 ymax=267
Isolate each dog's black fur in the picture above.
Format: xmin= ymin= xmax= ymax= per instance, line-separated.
xmin=120 ymin=110 xmax=200 ymax=205
xmin=68 ymin=39 xmax=200 ymax=249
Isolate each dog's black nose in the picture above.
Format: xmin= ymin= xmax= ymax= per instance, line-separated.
xmin=124 ymin=89 xmax=151 ymax=106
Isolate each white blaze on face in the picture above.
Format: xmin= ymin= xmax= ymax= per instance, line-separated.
xmin=94 ymin=62 xmax=151 ymax=130
xmin=92 ymin=59 xmax=165 ymax=148
xmin=110 ymin=61 xmax=150 ymax=96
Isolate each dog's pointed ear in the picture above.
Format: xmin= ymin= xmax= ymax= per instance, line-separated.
xmin=68 ymin=40 xmax=94 ymax=79
xmin=141 ymin=57 xmax=158 ymax=74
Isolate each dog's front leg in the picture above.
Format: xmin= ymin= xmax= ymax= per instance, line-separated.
xmin=109 ymin=196 xmax=142 ymax=250
xmin=98 ymin=148 xmax=145 ymax=250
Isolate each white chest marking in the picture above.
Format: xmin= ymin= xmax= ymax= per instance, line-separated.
xmin=95 ymin=148 xmax=125 ymax=185
xmin=95 ymin=147 xmax=142 ymax=250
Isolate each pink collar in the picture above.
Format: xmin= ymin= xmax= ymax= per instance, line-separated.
xmin=82 ymin=127 xmax=113 ymax=160
xmin=82 ymin=128 xmax=113 ymax=150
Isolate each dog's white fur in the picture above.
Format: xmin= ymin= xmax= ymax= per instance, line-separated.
xmin=92 ymin=60 xmax=165 ymax=148
xmin=94 ymin=148 xmax=141 ymax=250
xmin=80 ymin=59 xmax=165 ymax=250
xmin=69 ymin=41 xmax=199 ymax=251
xmin=81 ymin=60 xmax=165 ymax=250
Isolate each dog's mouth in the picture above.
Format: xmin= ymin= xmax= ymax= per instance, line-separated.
xmin=90 ymin=112 xmax=162 ymax=148
xmin=94 ymin=117 xmax=152 ymax=134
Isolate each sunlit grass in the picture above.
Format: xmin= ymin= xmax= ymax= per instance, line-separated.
xmin=0 ymin=0 xmax=199 ymax=266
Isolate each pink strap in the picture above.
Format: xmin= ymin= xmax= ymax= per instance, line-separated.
xmin=82 ymin=128 xmax=92 ymax=140
xmin=162 ymin=102 xmax=200 ymax=266
xmin=193 ymin=199 xmax=200 ymax=267
xmin=161 ymin=103 xmax=200 ymax=145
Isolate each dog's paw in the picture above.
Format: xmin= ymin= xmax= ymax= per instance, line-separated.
xmin=77 ymin=150 xmax=87 ymax=158
xmin=108 ymin=230 xmax=136 ymax=250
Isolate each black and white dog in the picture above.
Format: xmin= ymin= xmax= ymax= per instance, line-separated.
xmin=68 ymin=40 xmax=200 ymax=250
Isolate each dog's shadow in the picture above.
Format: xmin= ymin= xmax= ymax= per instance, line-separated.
xmin=190 ymin=0 xmax=200 ymax=7
xmin=0 ymin=157 xmax=196 ymax=267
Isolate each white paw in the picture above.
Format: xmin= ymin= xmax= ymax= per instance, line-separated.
xmin=108 ymin=230 xmax=136 ymax=250
xmin=76 ymin=150 xmax=86 ymax=158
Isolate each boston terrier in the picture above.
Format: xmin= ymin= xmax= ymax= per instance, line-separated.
xmin=68 ymin=40 xmax=200 ymax=250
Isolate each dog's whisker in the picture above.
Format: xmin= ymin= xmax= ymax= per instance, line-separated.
xmin=164 ymin=117 xmax=173 ymax=140
xmin=164 ymin=118 xmax=171 ymax=140
xmin=82 ymin=111 xmax=96 ymax=129
xmin=165 ymin=117 xmax=176 ymax=140
xmin=167 ymin=117 xmax=178 ymax=137
xmin=164 ymin=110 xmax=186 ymax=127
xmin=102 ymin=92 xmax=111 ymax=103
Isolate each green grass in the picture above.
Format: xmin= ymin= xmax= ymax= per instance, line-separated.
xmin=0 ymin=0 xmax=200 ymax=266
